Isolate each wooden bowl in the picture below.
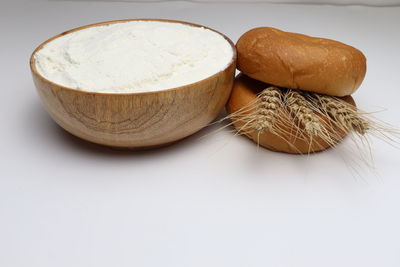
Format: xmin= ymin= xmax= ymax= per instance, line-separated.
xmin=30 ymin=19 xmax=236 ymax=149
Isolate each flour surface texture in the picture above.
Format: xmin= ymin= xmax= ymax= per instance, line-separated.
xmin=34 ymin=21 xmax=233 ymax=93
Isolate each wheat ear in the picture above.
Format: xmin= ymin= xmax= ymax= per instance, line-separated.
xmin=284 ymin=90 xmax=324 ymax=137
xmin=314 ymin=94 xmax=370 ymax=135
xmin=250 ymin=86 xmax=284 ymax=133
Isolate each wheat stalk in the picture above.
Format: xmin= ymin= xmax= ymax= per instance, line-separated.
xmin=213 ymin=79 xmax=398 ymax=158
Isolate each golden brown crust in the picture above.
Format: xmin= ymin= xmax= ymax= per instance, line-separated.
xmin=226 ymin=74 xmax=355 ymax=154
xmin=236 ymin=27 xmax=366 ymax=97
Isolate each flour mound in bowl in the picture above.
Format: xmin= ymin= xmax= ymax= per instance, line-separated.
xmin=34 ymin=21 xmax=234 ymax=93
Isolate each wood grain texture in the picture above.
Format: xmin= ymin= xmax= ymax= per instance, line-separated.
xmin=30 ymin=19 xmax=236 ymax=148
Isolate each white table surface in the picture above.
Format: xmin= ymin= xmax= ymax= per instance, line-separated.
xmin=1 ymin=1 xmax=400 ymax=266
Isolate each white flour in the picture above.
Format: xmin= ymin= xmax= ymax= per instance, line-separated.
xmin=34 ymin=21 xmax=233 ymax=93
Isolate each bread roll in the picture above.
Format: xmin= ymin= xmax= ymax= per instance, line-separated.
xmin=226 ymin=74 xmax=355 ymax=154
xmin=236 ymin=27 xmax=366 ymax=97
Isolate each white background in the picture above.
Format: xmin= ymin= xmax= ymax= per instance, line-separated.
xmin=57 ymin=0 xmax=400 ymax=7
xmin=1 ymin=1 xmax=400 ymax=266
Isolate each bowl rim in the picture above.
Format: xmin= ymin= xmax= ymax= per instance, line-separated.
xmin=30 ymin=18 xmax=237 ymax=96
